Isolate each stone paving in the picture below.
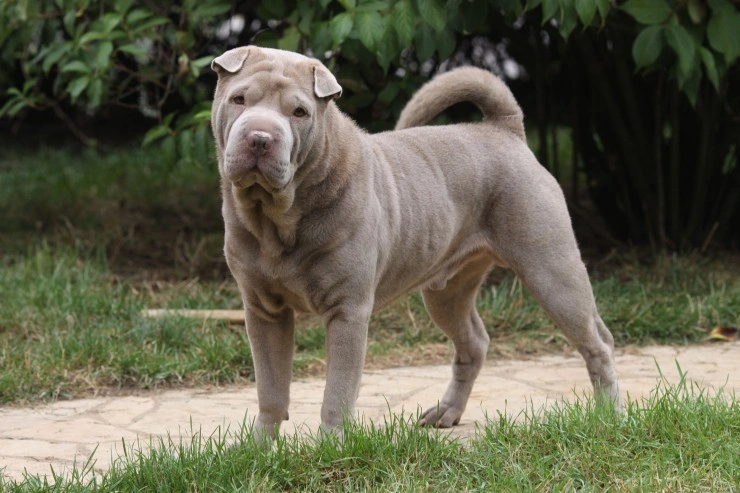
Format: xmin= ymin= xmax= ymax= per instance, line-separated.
xmin=1 ymin=344 xmax=738 ymax=482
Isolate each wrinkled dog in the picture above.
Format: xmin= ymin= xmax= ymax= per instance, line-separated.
xmin=211 ymin=46 xmax=621 ymax=440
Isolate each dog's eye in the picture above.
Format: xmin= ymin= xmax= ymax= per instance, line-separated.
xmin=293 ymin=107 xmax=308 ymax=117
xmin=232 ymin=95 xmax=245 ymax=105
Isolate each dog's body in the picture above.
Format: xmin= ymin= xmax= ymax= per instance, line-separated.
xmin=211 ymin=46 xmax=621 ymax=439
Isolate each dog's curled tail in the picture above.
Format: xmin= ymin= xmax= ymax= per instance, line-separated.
xmin=395 ymin=66 xmax=525 ymax=141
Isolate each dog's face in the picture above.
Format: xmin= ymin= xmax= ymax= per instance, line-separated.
xmin=211 ymin=47 xmax=342 ymax=192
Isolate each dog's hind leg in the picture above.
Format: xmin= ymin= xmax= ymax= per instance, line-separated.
xmin=488 ymin=170 xmax=622 ymax=412
xmin=419 ymin=252 xmax=496 ymax=427
xmin=511 ymin=253 xmax=622 ymax=412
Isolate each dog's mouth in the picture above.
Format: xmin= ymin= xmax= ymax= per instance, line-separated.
xmin=232 ymin=177 xmax=252 ymax=189
xmin=231 ymin=171 xmax=289 ymax=195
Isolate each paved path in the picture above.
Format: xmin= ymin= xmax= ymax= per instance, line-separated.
xmin=1 ymin=344 xmax=738 ymax=482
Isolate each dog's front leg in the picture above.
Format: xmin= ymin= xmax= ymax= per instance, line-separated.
xmin=245 ymin=308 xmax=295 ymax=442
xmin=320 ymin=308 xmax=371 ymax=434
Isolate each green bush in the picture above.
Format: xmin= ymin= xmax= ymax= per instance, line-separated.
xmin=1 ymin=0 xmax=738 ymax=248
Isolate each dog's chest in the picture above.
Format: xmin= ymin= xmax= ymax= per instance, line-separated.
xmin=238 ymin=250 xmax=329 ymax=315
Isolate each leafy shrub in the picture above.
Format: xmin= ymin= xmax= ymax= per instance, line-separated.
xmin=1 ymin=0 xmax=738 ymax=248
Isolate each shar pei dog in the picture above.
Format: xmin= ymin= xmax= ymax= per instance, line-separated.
xmin=210 ymin=46 xmax=622 ymax=440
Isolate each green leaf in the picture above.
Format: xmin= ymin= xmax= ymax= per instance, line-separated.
xmin=707 ymin=3 xmax=740 ymax=63
xmin=179 ymin=130 xmax=193 ymax=163
xmin=699 ymin=47 xmax=720 ymax=91
xmin=679 ymin=65 xmax=701 ymax=106
xmin=436 ymin=28 xmax=456 ymax=60
xmin=665 ymin=22 xmax=696 ymax=76
xmin=393 ymin=0 xmax=416 ymax=48
xmin=376 ymin=28 xmax=399 ymax=73
xmin=311 ymin=21 xmax=333 ymax=55
xmin=161 ymin=135 xmax=177 ymax=167
xmin=60 ymin=60 xmax=90 ymax=74
xmin=595 ymin=0 xmax=610 ymax=23
xmin=130 ymin=16 xmax=170 ymax=34
xmin=192 ymin=110 xmax=212 ymax=123
xmin=0 ymin=97 xmax=29 ymax=118
xmin=190 ymin=56 xmax=213 ymax=71
xmin=541 ymin=0 xmax=559 ymax=22
xmin=330 ymin=12 xmax=354 ymax=46
xmin=100 ymin=13 xmax=121 ymax=34
xmin=575 ymin=0 xmax=596 ymax=26
xmin=278 ymin=26 xmax=301 ymax=52
xmin=115 ymin=0 xmax=133 ymax=13
xmin=79 ymin=31 xmax=105 ymax=45
xmin=189 ymin=55 xmax=212 ymax=78
xmin=67 ymin=76 xmax=89 ymax=102
xmin=86 ymin=78 xmax=103 ymax=109
xmin=94 ymin=41 xmax=114 ymax=68
xmin=339 ymin=0 xmax=357 ymax=10
xmin=414 ymin=24 xmax=436 ymax=61
xmin=525 ymin=0 xmax=542 ymax=11
xmin=193 ymin=124 xmax=211 ymax=165
xmin=687 ymin=0 xmax=706 ymax=24
xmin=191 ymin=2 xmax=232 ymax=20
xmin=378 ymin=81 xmax=400 ymax=104
xmin=559 ymin=17 xmax=578 ymax=39
xmin=416 ymin=0 xmax=447 ymax=33
xmin=632 ymin=25 xmax=664 ymax=68
xmin=621 ymin=0 xmax=672 ymax=25
xmin=41 ymin=43 xmax=68 ymax=73
xmin=125 ymin=8 xmax=150 ymax=25
xmin=118 ymin=43 xmax=148 ymax=58
xmin=558 ymin=0 xmax=578 ymax=39
xmin=63 ymin=10 xmax=77 ymax=35
xmin=253 ymin=30 xmax=280 ymax=48
xmin=296 ymin=2 xmax=316 ymax=35
xmin=257 ymin=0 xmax=286 ymax=18
xmin=143 ymin=124 xmax=172 ymax=147
xmin=356 ymin=1 xmax=390 ymax=12
xmin=356 ymin=10 xmax=386 ymax=52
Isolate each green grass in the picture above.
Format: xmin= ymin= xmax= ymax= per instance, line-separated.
xmin=1 ymin=241 xmax=737 ymax=405
xmin=0 ymin=146 xmax=225 ymax=278
xmin=2 ymin=370 xmax=738 ymax=491
xmin=0 ymin=145 xmax=738 ymax=404
xmin=0 ymin=244 xmax=252 ymax=403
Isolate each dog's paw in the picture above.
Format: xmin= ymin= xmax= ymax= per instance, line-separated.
xmin=418 ymin=404 xmax=463 ymax=428
xmin=318 ymin=423 xmax=345 ymax=444
xmin=251 ymin=418 xmax=283 ymax=448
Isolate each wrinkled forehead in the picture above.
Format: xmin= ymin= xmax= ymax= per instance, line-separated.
xmin=226 ymin=48 xmax=314 ymax=93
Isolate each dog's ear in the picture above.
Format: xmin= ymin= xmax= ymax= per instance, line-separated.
xmin=211 ymin=47 xmax=251 ymax=75
xmin=313 ymin=65 xmax=342 ymax=100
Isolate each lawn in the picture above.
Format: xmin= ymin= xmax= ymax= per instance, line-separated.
xmin=1 ymin=146 xmax=739 ymax=490
xmin=3 ymin=373 xmax=738 ymax=491
xmin=1 ymin=146 xmax=738 ymax=405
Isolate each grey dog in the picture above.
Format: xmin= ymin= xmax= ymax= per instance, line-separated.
xmin=210 ymin=46 xmax=622 ymax=440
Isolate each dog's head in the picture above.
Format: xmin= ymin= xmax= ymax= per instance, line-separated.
xmin=211 ymin=46 xmax=342 ymax=193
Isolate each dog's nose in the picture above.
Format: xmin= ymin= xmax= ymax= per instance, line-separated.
xmin=247 ymin=131 xmax=273 ymax=155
